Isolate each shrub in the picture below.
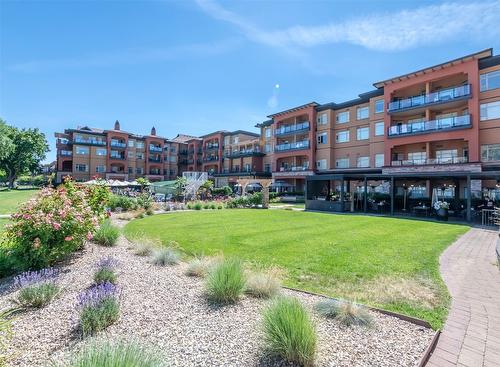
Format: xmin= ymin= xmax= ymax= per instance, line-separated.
xmin=145 ymin=208 xmax=154 ymax=216
xmin=94 ymin=257 xmax=118 ymax=285
xmin=185 ymin=257 xmax=213 ymax=277
xmin=77 ymin=282 xmax=120 ymax=336
xmin=136 ymin=193 xmax=153 ymax=210
xmin=203 ymin=202 xmax=210 ymax=210
xmin=151 ymin=247 xmax=180 ymax=266
xmin=193 ymin=202 xmax=202 ymax=210
xmin=93 ymin=220 xmax=120 ymax=247
xmin=186 ymin=202 xmax=193 ymax=210
xmin=205 ymin=258 xmax=245 ymax=304
xmin=3 ymin=179 xmax=101 ymax=271
xmin=13 ymin=268 xmax=59 ymax=308
xmin=135 ymin=213 xmax=145 ymax=219
xmin=65 ymin=340 xmax=163 ymax=367
xmin=263 ymin=297 xmax=316 ymax=366
xmin=315 ymin=299 xmax=373 ymax=327
xmin=132 ymin=242 xmax=155 ymax=256
xmin=245 ymin=270 xmax=280 ymax=298
xmin=209 ymin=203 xmax=216 ymax=210
xmin=108 ymin=195 xmax=136 ymax=212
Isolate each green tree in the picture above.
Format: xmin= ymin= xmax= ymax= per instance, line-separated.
xmin=174 ymin=176 xmax=188 ymax=199
xmin=0 ymin=119 xmax=49 ymax=189
xmin=135 ymin=177 xmax=150 ymax=192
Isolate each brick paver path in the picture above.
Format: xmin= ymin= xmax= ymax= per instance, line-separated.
xmin=427 ymin=228 xmax=500 ymax=367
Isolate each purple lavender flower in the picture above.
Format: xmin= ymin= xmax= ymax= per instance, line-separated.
xmin=13 ymin=268 xmax=58 ymax=289
xmin=96 ymin=256 xmax=118 ymax=270
xmin=76 ymin=282 xmax=119 ymax=309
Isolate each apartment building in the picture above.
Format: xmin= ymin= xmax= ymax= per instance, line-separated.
xmin=55 ymin=121 xmax=186 ymax=183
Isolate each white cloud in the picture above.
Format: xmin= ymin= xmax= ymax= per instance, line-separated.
xmin=196 ymin=0 xmax=500 ymax=51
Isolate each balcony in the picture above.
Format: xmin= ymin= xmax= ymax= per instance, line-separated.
xmin=149 ymin=145 xmax=163 ymax=152
xmin=391 ymin=157 xmax=468 ymax=166
xmin=110 ymin=141 xmax=126 ymax=148
xmin=388 ymin=114 xmax=471 ymax=137
xmin=59 ymin=151 xmax=72 ymax=157
xmin=110 ymin=153 xmax=125 ymax=160
xmin=148 ymin=157 xmax=162 ymax=163
xmin=179 ymin=150 xmax=188 ymax=155
xmin=203 ymin=156 xmax=219 ymax=162
xmin=224 ymin=149 xmax=264 ymax=158
xmin=388 ymin=84 xmax=471 ymax=113
xmin=205 ymin=144 xmax=219 ymax=151
xmin=275 ymin=140 xmax=310 ymax=152
xmin=74 ymin=137 xmax=106 ymax=146
xmin=279 ymin=165 xmax=310 ymax=172
xmin=275 ymin=121 xmax=310 ymax=136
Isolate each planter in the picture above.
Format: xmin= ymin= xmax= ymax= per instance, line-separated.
xmin=437 ymin=208 xmax=448 ymax=221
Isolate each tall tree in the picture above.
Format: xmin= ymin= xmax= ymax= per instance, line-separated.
xmin=0 ymin=119 xmax=49 ymax=188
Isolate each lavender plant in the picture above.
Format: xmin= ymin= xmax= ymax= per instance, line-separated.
xmin=13 ymin=268 xmax=59 ymax=308
xmin=94 ymin=257 xmax=118 ymax=284
xmin=77 ymin=282 xmax=120 ymax=336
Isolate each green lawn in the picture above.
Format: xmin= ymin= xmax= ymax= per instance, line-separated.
xmin=124 ymin=210 xmax=468 ymax=328
xmin=0 ymin=189 xmax=38 ymax=214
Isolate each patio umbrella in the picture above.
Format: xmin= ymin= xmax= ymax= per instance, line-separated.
xmin=431 ymin=188 xmax=438 ymax=208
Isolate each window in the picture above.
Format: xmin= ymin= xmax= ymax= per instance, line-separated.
xmin=317 ymin=132 xmax=327 ymax=144
xmin=436 ymin=149 xmax=458 ymax=163
xmin=264 ymin=163 xmax=271 ymax=173
xmin=127 ymin=151 xmax=134 ymax=159
xmin=95 ymin=165 xmax=105 ymax=173
xmin=264 ymin=143 xmax=271 ymax=153
xmin=316 ymin=159 xmax=327 ymax=170
xmin=336 ymin=158 xmax=349 ymax=168
xmin=96 ymin=148 xmax=107 ymax=156
xmin=128 ymin=167 xmax=133 ymax=174
xmin=336 ymin=130 xmax=349 ymax=143
xmin=75 ymin=146 xmax=89 ymax=155
xmin=57 ymin=138 xmax=69 ymax=144
xmin=375 ymin=121 xmax=384 ymax=136
xmin=136 ymin=167 xmax=143 ymax=174
xmin=170 ymin=146 xmax=176 ymax=153
xmin=128 ymin=140 xmax=135 ymax=148
xmin=375 ymin=153 xmax=384 ymax=167
xmin=76 ymin=164 xmax=88 ymax=172
xmin=265 ymin=127 xmax=272 ymax=138
xmin=336 ymin=111 xmax=349 ymax=123
xmin=408 ymin=151 xmax=427 ymax=164
xmin=480 ymin=101 xmax=500 ymax=121
xmin=374 ymin=99 xmax=384 ymax=114
xmin=357 ymin=156 xmax=370 ymax=168
xmin=169 ymin=156 xmax=176 ymax=162
xmin=136 ymin=152 xmax=144 ymax=160
xmin=244 ymin=163 xmax=251 ymax=172
xmin=357 ymin=127 xmax=369 ymax=140
xmin=357 ymin=106 xmax=369 ymax=120
xmin=60 ymin=150 xmax=72 ymax=156
xmin=317 ymin=113 xmax=328 ymax=125
xmin=480 ymin=70 xmax=500 ymax=92
xmin=482 ymin=144 xmax=500 ymax=161
xmin=136 ymin=141 xmax=144 ymax=149
xmin=233 ymin=136 xmax=239 ymax=144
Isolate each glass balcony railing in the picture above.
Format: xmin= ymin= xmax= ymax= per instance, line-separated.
xmin=149 ymin=145 xmax=163 ymax=152
xmin=275 ymin=121 xmax=310 ymax=136
xmin=388 ymin=114 xmax=471 ymax=137
xmin=275 ymin=140 xmax=310 ymax=152
xmin=203 ymin=156 xmax=219 ymax=162
xmin=224 ymin=149 xmax=262 ymax=158
xmin=148 ymin=157 xmax=162 ymax=163
xmin=279 ymin=165 xmax=310 ymax=172
xmin=391 ymin=157 xmax=468 ymax=166
xmin=388 ymin=84 xmax=471 ymax=112
xmin=74 ymin=137 xmax=106 ymax=146
xmin=110 ymin=141 xmax=126 ymax=148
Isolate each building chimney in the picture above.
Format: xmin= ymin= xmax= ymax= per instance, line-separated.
xmin=114 ymin=120 xmax=120 ymax=130
xmin=151 ymin=126 xmax=156 ymax=136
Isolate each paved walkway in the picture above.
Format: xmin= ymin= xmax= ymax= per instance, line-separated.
xmin=427 ymin=228 xmax=500 ymax=367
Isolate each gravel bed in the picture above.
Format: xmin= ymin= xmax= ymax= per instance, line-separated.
xmin=1 ymin=226 xmax=434 ymax=366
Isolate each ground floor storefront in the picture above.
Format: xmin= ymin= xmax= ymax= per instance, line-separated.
xmin=306 ymin=171 xmax=500 ymax=225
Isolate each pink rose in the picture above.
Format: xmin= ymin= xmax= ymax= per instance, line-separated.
xmin=52 ymin=222 xmax=61 ymax=230
xmin=86 ymin=231 xmax=93 ymax=240
xmin=64 ymin=236 xmax=73 ymax=241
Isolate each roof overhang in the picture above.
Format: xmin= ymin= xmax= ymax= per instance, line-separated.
xmin=373 ymin=49 xmax=493 ymax=88
xmin=267 ymin=102 xmax=319 ymax=118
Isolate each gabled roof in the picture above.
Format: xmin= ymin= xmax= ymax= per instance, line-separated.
xmin=255 ymin=119 xmax=273 ymax=128
xmin=224 ymin=130 xmax=259 ymax=138
xmin=171 ymin=134 xmax=200 ymax=143
xmin=267 ymin=102 xmax=319 ymax=118
xmin=373 ymin=48 xmax=493 ymax=88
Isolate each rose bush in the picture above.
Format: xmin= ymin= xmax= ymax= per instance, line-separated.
xmin=1 ymin=178 xmax=110 ymax=274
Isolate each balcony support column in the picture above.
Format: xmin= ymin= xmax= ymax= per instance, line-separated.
xmin=466 ymin=175 xmax=472 ymax=222
xmin=340 ymin=177 xmax=345 ymax=213
xmin=390 ymin=177 xmax=395 ymax=216
xmin=363 ymin=177 xmax=368 ymax=213
xmin=426 ymin=142 xmax=431 ymax=160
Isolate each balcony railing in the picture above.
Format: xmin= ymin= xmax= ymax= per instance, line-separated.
xmin=388 ymin=114 xmax=471 ymax=137
xmin=391 ymin=157 xmax=468 ymax=166
xmin=110 ymin=141 xmax=126 ymax=148
xmin=224 ymin=149 xmax=263 ymax=158
xmin=221 ymin=168 xmax=252 ymax=173
xmin=279 ymin=166 xmax=310 ymax=172
xmin=275 ymin=121 xmax=310 ymax=136
xmin=148 ymin=157 xmax=162 ymax=163
xmin=205 ymin=144 xmax=219 ymax=150
xmin=275 ymin=140 xmax=310 ymax=152
xmin=148 ymin=171 xmax=162 ymax=175
xmin=388 ymin=84 xmax=471 ymax=112
xmin=149 ymin=145 xmax=163 ymax=152
xmin=74 ymin=137 xmax=106 ymax=146
xmin=203 ymin=156 xmax=219 ymax=162
xmin=110 ymin=153 xmax=125 ymax=160
xmin=59 ymin=151 xmax=73 ymax=157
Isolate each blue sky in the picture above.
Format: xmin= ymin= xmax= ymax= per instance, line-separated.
xmin=1 ymin=0 xmax=500 ymax=163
